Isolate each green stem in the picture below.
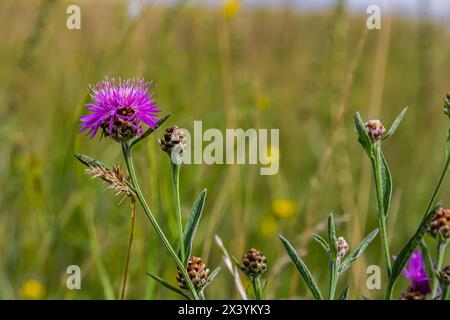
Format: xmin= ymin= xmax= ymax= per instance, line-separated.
xmin=442 ymin=284 xmax=450 ymax=300
xmin=328 ymin=260 xmax=338 ymax=300
xmin=171 ymin=163 xmax=185 ymax=264
xmin=370 ymin=146 xmax=392 ymax=280
xmin=121 ymin=142 xmax=199 ymax=300
xmin=432 ymin=241 xmax=447 ymax=299
xmin=251 ymin=277 xmax=261 ymax=300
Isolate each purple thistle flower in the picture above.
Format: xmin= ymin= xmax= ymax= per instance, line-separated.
xmin=402 ymin=250 xmax=431 ymax=295
xmin=80 ymin=77 xmax=160 ymax=142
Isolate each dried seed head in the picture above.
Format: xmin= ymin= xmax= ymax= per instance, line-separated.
xmin=440 ymin=266 xmax=450 ymax=285
xmin=159 ymin=125 xmax=187 ymax=163
xmin=337 ymin=236 xmax=349 ymax=261
xmin=428 ymin=207 xmax=450 ymax=239
xmin=400 ymin=286 xmax=427 ymax=300
xmin=241 ymin=248 xmax=267 ymax=279
xmin=364 ymin=120 xmax=385 ymax=141
xmin=177 ymin=256 xmax=210 ymax=290
xmin=86 ymin=165 xmax=134 ymax=197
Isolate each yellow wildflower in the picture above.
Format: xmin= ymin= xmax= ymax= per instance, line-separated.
xmin=21 ymin=279 xmax=45 ymax=300
xmin=223 ymin=0 xmax=240 ymax=18
xmin=273 ymin=198 xmax=296 ymax=219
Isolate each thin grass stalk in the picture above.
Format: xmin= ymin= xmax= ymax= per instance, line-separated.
xmin=120 ymin=197 xmax=136 ymax=300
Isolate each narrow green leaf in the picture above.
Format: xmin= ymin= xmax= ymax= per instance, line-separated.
xmin=74 ymin=153 xmax=108 ymax=169
xmin=279 ymin=235 xmax=323 ymax=300
xmin=328 ymin=213 xmax=338 ymax=260
xmin=446 ymin=128 xmax=450 ymax=160
xmin=182 ymin=189 xmax=207 ymax=263
xmin=390 ymin=205 xmax=440 ymax=285
xmin=354 ymin=112 xmax=372 ymax=156
xmin=262 ymin=279 xmax=270 ymax=300
xmin=339 ymin=284 xmax=350 ymax=300
xmin=339 ymin=229 xmax=379 ymax=274
xmin=382 ymin=107 xmax=408 ymax=141
xmin=419 ymin=240 xmax=433 ymax=281
xmin=312 ymin=234 xmax=330 ymax=253
xmin=380 ymin=150 xmax=392 ymax=218
xmin=130 ymin=113 xmax=172 ymax=148
xmin=200 ymin=267 xmax=221 ymax=293
xmin=146 ymin=273 xmax=191 ymax=300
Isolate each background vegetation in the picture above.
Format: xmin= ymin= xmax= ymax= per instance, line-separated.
xmin=0 ymin=0 xmax=449 ymax=299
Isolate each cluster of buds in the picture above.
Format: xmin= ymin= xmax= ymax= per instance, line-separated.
xmin=400 ymin=286 xmax=427 ymax=300
xmin=337 ymin=236 xmax=349 ymax=262
xmin=240 ymin=248 xmax=267 ymax=279
xmin=177 ymin=256 xmax=210 ymax=290
xmin=159 ymin=125 xmax=187 ymax=163
xmin=100 ymin=107 xmax=138 ymax=142
xmin=364 ymin=120 xmax=385 ymax=141
xmin=428 ymin=207 xmax=450 ymax=239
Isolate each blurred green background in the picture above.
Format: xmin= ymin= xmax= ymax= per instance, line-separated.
xmin=0 ymin=0 xmax=449 ymax=299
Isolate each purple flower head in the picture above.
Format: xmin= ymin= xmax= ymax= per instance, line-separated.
xmin=402 ymin=250 xmax=431 ymax=295
xmin=80 ymin=77 xmax=160 ymax=142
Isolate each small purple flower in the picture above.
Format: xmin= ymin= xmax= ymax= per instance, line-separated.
xmin=402 ymin=250 xmax=431 ymax=295
xmin=364 ymin=120 xmax=385 ymax=141
xmin=80 ymin=77 xmax=160 ymax=142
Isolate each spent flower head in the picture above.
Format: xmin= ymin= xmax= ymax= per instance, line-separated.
xmin=364 ymin=119 xmax=385 ymax=141
xmin=240 ymin=248 xmax=267 ymax=279
xmin=177 ymin=256 xmax=210 ymax=290
xmin=159 ymin=125 xmax=187 ymax=164
xmin=80 ymin=76 xmax=160 ymax=142
xmin=428 ymin=206 xmax=450 ymax=240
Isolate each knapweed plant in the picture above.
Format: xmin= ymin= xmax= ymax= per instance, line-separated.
xmin=75 ymin=77 xmax=450 ymax=300
xmin=75 ymin=77 xmax=220 ymax=300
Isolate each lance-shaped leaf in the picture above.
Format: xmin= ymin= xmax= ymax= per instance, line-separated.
xmin=380 ymin=150 xmax=392 ymax=218
xmin=130 ymin=112 xmax=172 ymax=148
xmin=312 ymin=234 xmax=330 ymax=254
xmin=382 ymin=107 xmax=408 ymax=142
xmin=279 ymin=235 xmax=323 ymax=300
xmin=74 ymin=153 xmax=108 ymax=169
xmin=262 ymin=279 xmax=270 ymax=300
xmin=389 ymin=205 xmax=440 ymax=286
xmin=328 ymin=213 xmax=338 ymax=260
xmin=338 ymin=229 xmax=379 ymax=274
xmin=182 ymin=189 xmax=207 ymax=263
xmin=419 ymin=240 xmax=434 ymax=281
xmin=354 ymin=112 xmax=373 ymax=156
xmin=146 ymin=273 xmax=191 ymax=300
xmin=339 ymin=284 xmax=350 ymax=300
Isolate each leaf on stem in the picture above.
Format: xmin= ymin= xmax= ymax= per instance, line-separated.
xmin=419 ymin=240 xmax=434 ymax=281
xmin=338 ymin=229 xmax=379 ymax=274
xmin=130 ymin=113 xmax=172 ymax=148
xmin=354 ymin=112 xmax=373 ymax=156
xmin=312 ymin=234 xmax=330 ymax=254
xmin=382 ymin=107 xmax=408 ymax=142
xmin=328 ymin=213 xmax=338 ymax=260
xmin=390 ymin=204 xmax=440 ymax=286
xmin=200 ymin=267 xmax=221 ymax=293
xmin=262 ymin=279 xmax=270 ymax=300
xmin=146 ymin=273 xmax=191 ymax=300
xmin=74 ymin=153 xmax=108 ymax=169
xmin=379 ymin=150 xmax=393 ymax=218
xmin=339 ymin=284 xmax=350 ymax=300
xmin=279 ymin=235 xmax=323 ymax=300
xmin=182 ymin=189 xmax=207 ymax=263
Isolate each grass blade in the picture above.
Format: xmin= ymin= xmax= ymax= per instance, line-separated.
xmin=339 ymin=284 xmax=350 ymax=300
xmin=354 ymin=112 xmax=372 ymax=156
xmin=328 ymin=213 xmax=338 ymax=260
xmin=312 ymin=234 xmax=330 ymax=254
xmin=279 ymin=235 xmax=323 ymax=300
xmin=339 ymin=229 xmax=379 ymax=274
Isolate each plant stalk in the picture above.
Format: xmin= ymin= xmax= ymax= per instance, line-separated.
xmin=171 ymin=162 xmax=185 ymax=264
xmin=432 ymin=241 xmax=447 ymax=299
xmin=119 ymin=197 xmax=136 ymax=300
xmin=251 ymin=277 xmax=261 ymax=300
xmin=121 ymin=142 xmax=200 ymax=300
xmin=328 ymin=260 xmax=338 ymax=300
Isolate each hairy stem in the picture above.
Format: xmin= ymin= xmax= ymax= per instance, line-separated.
xmin=120 ymin=197 xmax=136 ymax=300
xmin=171 ymin=163 xmax=185 ymax=264
xmin=121 ymin=142 xmax=199 ymax=300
